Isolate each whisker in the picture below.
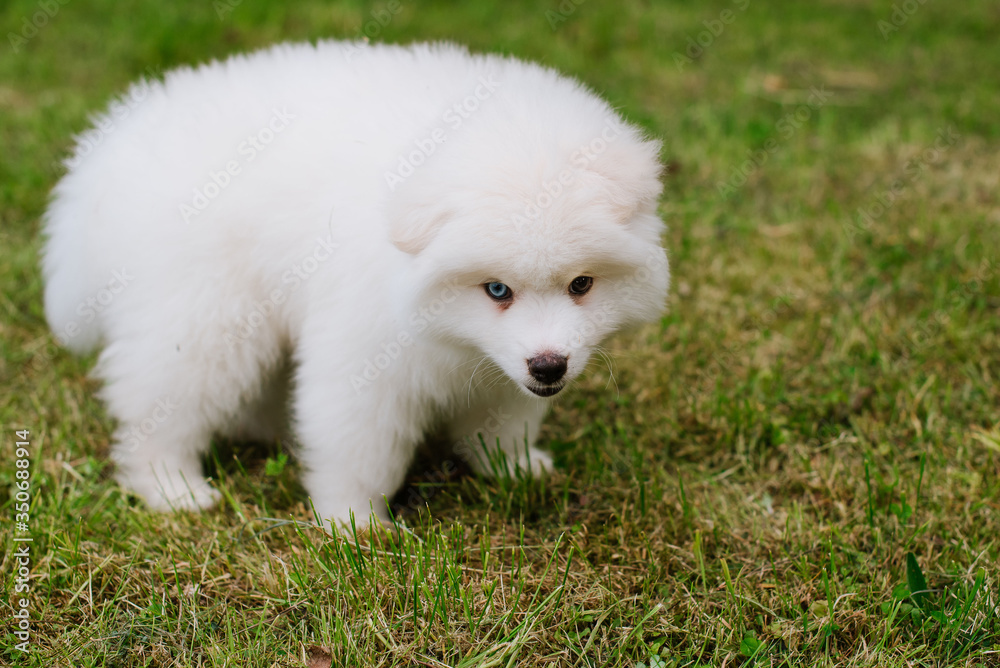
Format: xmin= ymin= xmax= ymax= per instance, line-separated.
xmin=483 ymin=368 xmax=510 ymax=392
xmin=476 ymin=364 xmax=504 ymax=391
xmin=594 ymin=346 xmax=619 ymax=397
xmin=450 ymin=355 xmax=488 ymax=376
xmin=464 ymin=356 xmax=490 ymax=406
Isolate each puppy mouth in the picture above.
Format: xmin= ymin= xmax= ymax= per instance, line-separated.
xmin=527 ymin=383 xmax=564 ymax=398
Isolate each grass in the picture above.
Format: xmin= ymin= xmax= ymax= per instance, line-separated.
xmin=2 ymin=0 xmax=1000 ymax=665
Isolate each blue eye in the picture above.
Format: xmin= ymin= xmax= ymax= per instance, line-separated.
xmin=485 ymin=282 xmax=512 ymax=300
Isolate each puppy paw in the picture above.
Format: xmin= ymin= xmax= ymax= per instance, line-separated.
xmin=475 ymin=446 xmax=553 ymax=479
xmin=513 ymin=446 xmax=553 ymax=477
xmin=117 ymin=468 xmax=220 ymax=512
xmin=307 ymin=496 xmax=391 ymax=532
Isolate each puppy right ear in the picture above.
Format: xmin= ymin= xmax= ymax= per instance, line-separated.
xmin=388 ymin=204 xmax=450 ymax=255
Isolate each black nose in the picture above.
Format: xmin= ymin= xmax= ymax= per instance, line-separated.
xmin=527 ymin=353 xmax=568 ymax=384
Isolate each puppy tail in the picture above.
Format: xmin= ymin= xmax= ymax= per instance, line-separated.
xmin=40 ymin=188 xmax=102 ymax=355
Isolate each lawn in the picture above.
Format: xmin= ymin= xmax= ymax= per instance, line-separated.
xmin=2 ymin=0 xmax=999 ymax=666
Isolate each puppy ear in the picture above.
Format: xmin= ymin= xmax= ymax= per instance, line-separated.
xmin=388 ymin=198 xmax=451 ymax=255
xmin=585 ymin=137 xmax=664 ymax=224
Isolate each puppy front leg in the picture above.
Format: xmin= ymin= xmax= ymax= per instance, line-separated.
xmin=449 ymin=386 xmax=553 ymax=478
xmin=293 ymin=371 xmax=420 ymax=528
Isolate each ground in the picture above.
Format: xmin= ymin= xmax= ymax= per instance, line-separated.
xmin=1 ymin=0 xmax=999 ymax=666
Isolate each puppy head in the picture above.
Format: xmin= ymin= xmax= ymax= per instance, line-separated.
xmin=387 ymin=107 xmax=669 ymax=398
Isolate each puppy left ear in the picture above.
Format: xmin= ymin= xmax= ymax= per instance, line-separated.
xmin=585 ymin=137 xmax=664 ymax=224
xmin=389 ymin=203 xmax=451 ymax=255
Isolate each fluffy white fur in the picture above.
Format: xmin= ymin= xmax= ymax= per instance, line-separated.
xmin=42 ymin=41 xmax=669 ymax=525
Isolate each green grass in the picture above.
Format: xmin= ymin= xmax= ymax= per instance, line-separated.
xmin=3 ymin=0 xmax=1000 ymax=665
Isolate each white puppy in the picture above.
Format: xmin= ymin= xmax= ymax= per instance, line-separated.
xmin=42 ymin=41 xmax=669 ymax=525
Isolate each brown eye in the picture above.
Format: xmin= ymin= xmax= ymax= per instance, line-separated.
xmin=568 ymin=276 xmax=593 ymax=295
